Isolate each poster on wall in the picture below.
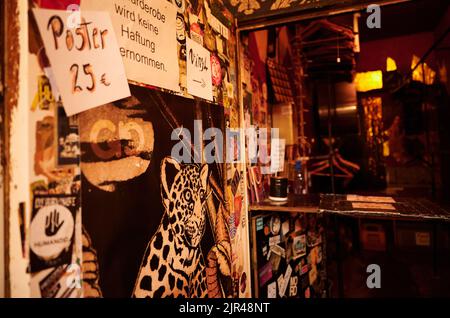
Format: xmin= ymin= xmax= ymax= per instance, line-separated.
xmin=81 ymin=0 xmax=180 ymax=92
xmin=32 ymin=9 xmax=131 ymax=115
xmin=79 ymin=86 xmax=234 ymax=297
xmin=186 ymin=37 xmax=213 ymax=101
xmin=29 ymin=195 xmax=78 ymax=273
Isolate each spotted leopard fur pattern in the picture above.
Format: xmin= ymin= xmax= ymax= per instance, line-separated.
xmin=133 ymin=157 xmax=209 ymax=298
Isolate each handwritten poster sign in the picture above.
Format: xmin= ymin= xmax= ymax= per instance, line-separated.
xmin=81 ymin=0 xmax=180 ymax=92
xmin=33 ymin=9 xmax=130 ymax=116
xmin=186 ymin=37 xmax=213 ymax=101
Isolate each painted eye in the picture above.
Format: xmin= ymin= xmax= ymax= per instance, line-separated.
xmin=183 ymin=190 xmax=191 ymax=201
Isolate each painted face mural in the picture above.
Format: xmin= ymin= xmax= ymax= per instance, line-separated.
xmin=79 ymin=96 xmax=154 ymax=192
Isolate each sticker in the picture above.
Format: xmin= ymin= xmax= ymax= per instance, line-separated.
xmin=264 ymin=225 xmax=270 ymax=236
xmin=57 ymin=104 xmax=80 ymax=166
xmin=259 ymin=262 xmax=273 ymax=287
xmin=270 ymin=216 xmax=281 ymax=235
xmin=256 ymin=217 xmax=264 ymax=231
xmin=267 ymin=281 xmax=277 ymax=298
xmin=176 ymin=14 xmax=187 ymax=44
xmin=269 ymin=252 xmax=281 ymax=273
xmin=39 ymin=265 xmax=67 ymax=298
xmin=415 ymin=232 xmax=431 ymax=246
xmin=301 ymin=264 xmax=309 ymax=275
xmin=211 ymin=54 xmax=222 ymax=86
xmin=190 ymin=23 xmax=203 ymax=46
xmin=30 ymin=195 xmax=77 ymax=273
xmin=279 ymin=265 xmax=292 ymax=297
xmin=289 ymin=276 xmax=298 ymax=297
xmin=270 ymin=244 xmax=286 ymax=259
xmin=262 ymin=245 xmax=267 ymax=256
xmin=31 ymin=74 xmax=56 ymax=111
xmin=269 ymin=235 xmax=281 ymax=247
xmin=277 ymin=274 xmax=284 ymax=297
xmin=231 ymin=169 xmax=241 ymax=195
xmin=292 ymin=234 xmax=307 ymax=259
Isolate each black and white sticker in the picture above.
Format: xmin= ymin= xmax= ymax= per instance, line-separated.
xmin=30 ymin=195 xmax=77 ymax=273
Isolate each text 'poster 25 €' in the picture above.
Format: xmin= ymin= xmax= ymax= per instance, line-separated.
xmin=81 ymin=0 xmax=180 ymax=92
xmin=33 ymin=9 xmax=131 ymax=116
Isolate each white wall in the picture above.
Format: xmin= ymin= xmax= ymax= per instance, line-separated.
xmin=7 ymin=0 xmax=30 ymax=297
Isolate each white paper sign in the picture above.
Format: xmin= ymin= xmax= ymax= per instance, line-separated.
xmin=33 ymin=9 xmax=130 ymax=116
xmin=270 ymin=138 xmax=286 ymax=173
xmin=81 ymin=0 xmax=180 ymax=92
xmin=186 ymin=37 xmax=213 ymax=101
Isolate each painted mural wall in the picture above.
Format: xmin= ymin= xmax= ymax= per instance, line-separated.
xmin=22 ymin=0 xmax=251 ymax=298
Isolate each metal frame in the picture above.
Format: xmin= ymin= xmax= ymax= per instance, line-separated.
xmin=237 ymin=0 xmax=412 ymax=32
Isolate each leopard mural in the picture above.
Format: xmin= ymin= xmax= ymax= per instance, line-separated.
xmin=133 ymin=156 xmax=210 ymax=298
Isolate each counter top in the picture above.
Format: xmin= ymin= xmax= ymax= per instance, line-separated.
xmin=249 ymin=193 xmax=450 ymax=221
xmin=249 ymin=194 xmax=320 ymax=213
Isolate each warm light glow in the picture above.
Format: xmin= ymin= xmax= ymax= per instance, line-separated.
xmin=354 ymin=71 xmax=383 ymax=92
xmin=411 ymin=55 xmax=436 ymax=85
xmin=386 ymin=57 xmax=397 ymax=71
xmin=439 ymin=64 xmax=447 ymax=85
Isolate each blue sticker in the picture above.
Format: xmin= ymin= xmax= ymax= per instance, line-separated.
xmin=256 ymin=217 xmax=264 ymax=231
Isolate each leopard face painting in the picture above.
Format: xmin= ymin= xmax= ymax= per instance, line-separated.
xmin=133 ymin=157 xmax=209 ymax=298
xmin=171 ymin=165 xmax=207 ymax=248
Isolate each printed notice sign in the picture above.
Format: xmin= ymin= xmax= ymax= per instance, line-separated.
xmin=186 ymin=37 xmax=213 ymax=101
xmin=82 ymin=0 xmax=180 ymax=92
xmin=33 ymin=9 xmax=130 ymax=116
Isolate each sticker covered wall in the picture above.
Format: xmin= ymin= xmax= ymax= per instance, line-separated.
xmin=26 ymin=0 xmax=250 ymax=298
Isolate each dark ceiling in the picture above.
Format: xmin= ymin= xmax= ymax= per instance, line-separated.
xmin=358 ymin=0 xmax=449 ymax=41
xmin=295 ymin=0 xmax=450 ymax=42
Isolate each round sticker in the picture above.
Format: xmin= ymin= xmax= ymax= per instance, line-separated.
xmin=30 ymin=204 xmax=74 ymax=261
xmin=176 ymin=14 xmax=186 ymax=44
